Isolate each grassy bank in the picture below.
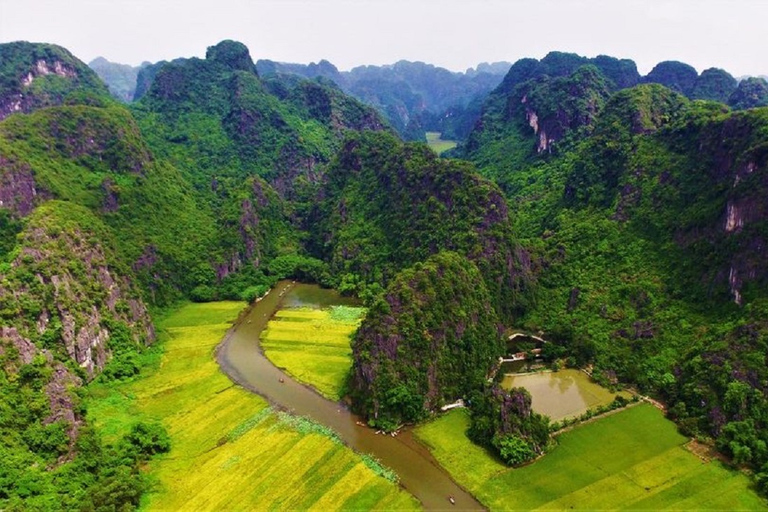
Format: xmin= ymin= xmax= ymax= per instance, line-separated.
xmin=261 ymin=305 xmax=365 ymax=400
xmin=87 ymin=302 xmax=417 ymax=511
xmin=416 ymin=404 xmax=766 ymax=510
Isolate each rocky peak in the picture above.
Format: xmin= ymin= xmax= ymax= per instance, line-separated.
xmin=205 ymin=40 xmax=255 ymax=72
xmin=0 ymin=41 xmax=109 ymax=120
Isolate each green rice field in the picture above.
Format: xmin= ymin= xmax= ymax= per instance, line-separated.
xmin=416 ymin=404 xmax=767 ymax=510
xmin=425 ymin=132 xmax=458 ymax=155
xmin=86 ymin=301 xmax=416 ymax=511
xmin=261 ymin=305 xmax=365 ymax=400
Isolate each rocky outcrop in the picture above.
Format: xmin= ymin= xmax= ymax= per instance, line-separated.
xmin=0 ymin=42 xmax=109 ymax=120
xmin=349 ymin=252 xmax=504 ymax=428
xmin=1 ymin=201 xmax=154 ymax=377
xmin=0 ymin=159 xmax=48 ymax=217
xmin=0 ymin=326 xmax=84 ymax=446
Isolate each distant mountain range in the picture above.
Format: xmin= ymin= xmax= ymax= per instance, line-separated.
xmin=91 ymin=54 xmax=768 ymax=143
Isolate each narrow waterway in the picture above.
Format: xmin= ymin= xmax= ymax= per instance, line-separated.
xmin=216 ymin=281 xmax=484 ymax=511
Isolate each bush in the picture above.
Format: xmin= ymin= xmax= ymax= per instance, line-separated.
xmin=190 ymin=284 xmax=216 ymax=302
xmin=493 ymin=433 xmax=537 ymax=465
xmin=100 ymin=353 xmax=140 ymax=381
xmin=120 ymin=422 xmax=171 ymax=461
xmin=239 ymin=284 xmax=269 ymax=303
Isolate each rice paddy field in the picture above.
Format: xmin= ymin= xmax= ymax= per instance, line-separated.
xmin=86 ymin=301 xmax=416 ymax=511
xmin=261 ymin=305 xmax=365 ymax=400
xmin=416 ymin=404 xmax=767 ymax=510
xmin=425 ymin=132 xmax=458 ymax=155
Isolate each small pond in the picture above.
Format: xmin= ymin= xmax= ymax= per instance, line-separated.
xmin=501 ymin=369 xmax=627 ymax=421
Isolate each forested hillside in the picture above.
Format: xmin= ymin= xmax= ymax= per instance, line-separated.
xmin=0 ymin=40 xmax=393 ymax=509
xmin=462 ymin=50 xmax=768 ymax=489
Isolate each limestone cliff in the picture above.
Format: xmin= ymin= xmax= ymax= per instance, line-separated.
xmin=0 ymin=42 xmax=110 ymax=120
xmin=0 ymin=201 xmax=154 ymax=446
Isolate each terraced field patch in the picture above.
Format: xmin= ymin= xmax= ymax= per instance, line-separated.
xmin=261 ymin=305 xmax=366 ymax=400
xmin=87 ymin=301 xmax=415 ymax=511
xmin=416 ymin=404 xmax=766 ymax=510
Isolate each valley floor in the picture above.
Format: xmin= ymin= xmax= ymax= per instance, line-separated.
xmin=425 ymin=131 xmax=458 ymax=155
xmin=86 ymin=299 xmax=768 ymax=511
xmin=86 ymin=301 xmax=416 ymax=511
xmin=415 ymin=405 xmax=767 ymax=510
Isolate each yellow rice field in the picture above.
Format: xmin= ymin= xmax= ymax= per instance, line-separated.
xmin=261 ymin=306 xmax=365 ymax=400
xmin=86 ymin=301 xmax=416 ymax=511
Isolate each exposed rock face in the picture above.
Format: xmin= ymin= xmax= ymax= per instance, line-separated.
xmin=0 ymin=326 xmax=84 ymax=445
xmin=0 ymin=326 xmax=38 ymax=365
xmin=0 ymin=42 xmax=109 ymax=120
xmin=0 ymin=159 xmax=47 ymax=217
xmin=44 ymin=362 xmax=83 ymax=443
xmin=0 ymin=201 xmax=154 ymax=450
xmin=1 ymin=202 xmax=154 ymax=377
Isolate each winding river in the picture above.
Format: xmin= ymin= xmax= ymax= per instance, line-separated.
xmin=216 ymin=281 xmax=484 ymax=511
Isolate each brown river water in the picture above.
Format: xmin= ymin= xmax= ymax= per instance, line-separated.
xmin=216 ymin=281 xmax=484 ymax=511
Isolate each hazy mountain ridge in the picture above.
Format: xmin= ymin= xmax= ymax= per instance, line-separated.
xmin=88 ymin=57 xmax=149 ymax=102
xmin=95 ymin=52 xmax=767 ymax=147
xmin=256 ymin=58 xmax=510 ymax=141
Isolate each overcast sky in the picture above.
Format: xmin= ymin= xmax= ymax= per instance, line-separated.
xmin=1 ymin=0 xmax=766 ymax=76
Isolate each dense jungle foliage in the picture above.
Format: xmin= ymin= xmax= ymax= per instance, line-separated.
xmin=468 ymin=386 xmax=550 ymax=465
xmin=348 ymin=251 xmax=504 ymax=429
xmin=309 ymin=130 xmax=533 ymax=319
xmin=0 ymin=40 xmax=387 ymax=509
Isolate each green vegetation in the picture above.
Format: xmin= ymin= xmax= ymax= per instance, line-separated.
xmin=261 ymin=306 xmax=365 ymax=400
xmin=312 ymin=130 xmax=531 ymax=320
xmin=467 ymin=386 xmax=550 ymax=465
xmin=0 ymin=102 xmax=222 ymax=303
xmin=0 ymin=41 xmax=111 ymax=118
xmin=86 ymin=301 xmax=417 ymax=510
xmin=729 ymin=77 xmax=768 ymax=109
xmin=464 ymin=52 xmax=768 ymax=493
xmin=349 ymin=251 xmax=504 ymax=429
xmin=417 ymin=405 xmax=766 ymax=510
xmin=425 ymin=131 xmax=457 ymax=155
xmin=5 ymin=37 xmax=768 ymax=507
